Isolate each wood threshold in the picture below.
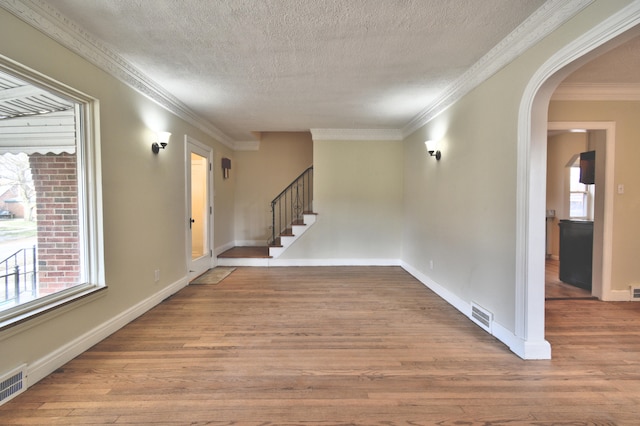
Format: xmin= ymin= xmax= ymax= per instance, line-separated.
xmin=217 ymin=246 xmax=271 ymax=258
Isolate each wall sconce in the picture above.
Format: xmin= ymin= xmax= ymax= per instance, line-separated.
xmin=221 ymin=157 xmax=231 ymax=179
xmin=424 ymin=140 xmax=441 ymax=160
xmin=152 ymin=131 xmax=171 ymax=154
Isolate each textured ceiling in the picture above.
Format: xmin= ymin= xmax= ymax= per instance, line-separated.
xmin=41 ymin=0 xmax=550 ymax=141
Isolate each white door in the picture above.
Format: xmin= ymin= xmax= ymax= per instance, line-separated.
xmin=185 ymin=137 xmax=214 ymax=281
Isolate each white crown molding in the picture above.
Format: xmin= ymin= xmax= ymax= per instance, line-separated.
xmin=552 ymin=83 xmax=640 ymax=101
xmin=402 ymin=0 xmax=595 ymax=137
xmin=310 ymin=128 xmax=403 ymax=141
xmin=0 ymin=0 xmax=235 ymax=149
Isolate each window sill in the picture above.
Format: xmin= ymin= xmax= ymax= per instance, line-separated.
xmin=0 ymin=285 xmax=107 ymax=340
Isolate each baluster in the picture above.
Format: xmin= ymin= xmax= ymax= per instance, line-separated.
xmin=14 ymin=265 xmax=20 ymax=304
xmin=32 ymin=245 xmax=37 ymax=297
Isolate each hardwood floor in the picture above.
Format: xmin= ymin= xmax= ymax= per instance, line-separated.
xmin=218 ymin=246 xmax=271 ymax=258
xmin=2 ymin=266 xmax=639 ymax=424
xmin=545 ymin=258 xmax=593 ymax=299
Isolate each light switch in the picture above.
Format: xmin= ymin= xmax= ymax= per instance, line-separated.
xmin=617 ymin=184 xmax=625 ymax=194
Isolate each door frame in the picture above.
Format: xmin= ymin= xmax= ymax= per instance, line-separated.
xmin=546 ymin=122 xmax=615 ymax=301
xmin=185 ymin=135 xmax=215 ymax=281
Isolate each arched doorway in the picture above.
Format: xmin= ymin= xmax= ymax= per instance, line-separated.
xmin=515 ymin=5 xmax=640 ymax=359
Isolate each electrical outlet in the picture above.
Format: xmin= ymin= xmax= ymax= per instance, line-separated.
xmin=154 ymin=269 xmax=160 ymax=282
xmin=429 ymin=260 xmax=434 ymax=270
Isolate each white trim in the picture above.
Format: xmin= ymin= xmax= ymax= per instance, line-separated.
xmin=269 ymin=213 xmax=317 ymax=258
xmin=401 ymin=262 xmax=468 ymax=314
xmin=217 ymin=257 xmax=271 ymax=267
xmin=214 ymin=241 xmax=236 ymax=257
xmin=516 ymin=2 xmax=640 ymax=358
xmin=552 ymin=83 xmax=640 ymax=101
xmin=217 ymin=257 xmax=402 ymax=267
xmin=402 ymin=0 xmax=594 ymax=137
xmin=185 ymin=135 xmax=216 ymax=281
xmin=1 ymin=0 xmax=235 ymax=149
xmin=26 ymin=276 xmax=188 ymax=387
xmin=311 ymin=128 xmax=403 ymax=141
xmin=0 ymin=287 xmax=106 ymax=341
xmin=400 ymin=261 xmax=551 ymax=359
xmin=234 ymin=239 xmax=269 ymax=247
xmin=608 ymin=290 xmax=635 ymax=302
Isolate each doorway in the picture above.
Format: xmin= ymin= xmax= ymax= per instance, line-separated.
xmin=545 ymin=124 xmax=615 ymax=300
xmin=185 ymin=136 xmax=214 ymax=281
xmin=516 ymin=5 xmax=640 ymax=358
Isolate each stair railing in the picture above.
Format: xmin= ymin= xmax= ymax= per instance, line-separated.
xmin=270 ymin=166 xmax=313 ymax=246
xmin=0 ymin=246 xmax=37 ymax=306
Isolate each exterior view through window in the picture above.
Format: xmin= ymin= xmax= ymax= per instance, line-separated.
xmin=0 ymin=66 xmax=99 ymax=318
xmin=569 ymin=165 xmax=592 ymax=220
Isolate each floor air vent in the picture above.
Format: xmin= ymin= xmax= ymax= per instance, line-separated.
xmin=0 ymin=365 xmax=26 ymax=406
xmin=471 ymin=303 xmax=493 ymax=333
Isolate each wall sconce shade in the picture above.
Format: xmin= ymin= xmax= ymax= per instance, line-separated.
xmin=152 ymin=131 xmax=171 ymax=154
xmin=222 ymin=157 xmax=231 ymax=179
xmin=424 ymin=140 xmax=441 ymax=160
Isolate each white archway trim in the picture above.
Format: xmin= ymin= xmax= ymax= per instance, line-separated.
xmin=515 ymin=3 xmax=640 ymax=359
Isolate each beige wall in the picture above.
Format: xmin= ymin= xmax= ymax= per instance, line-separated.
xmin=213 ymin=147 xmax=236 ymax=251
xmin=232 ymin=132 xmax=313 ymax=245
xmin=402 ymin=0 xmax=637 ymax=332
xmin=0 ymin=8 xmax=234 ymax=380
xmin=403 ymin=76 xmax=520 ymax=326
xmin=281 ymin=138 xmax=403 ymax=261
xmin=549 ymin=100 xmax=640 ymax=291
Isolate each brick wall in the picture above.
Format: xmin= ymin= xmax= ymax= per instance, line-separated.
xmin=28 ymin=153 xmax=80 ymax=295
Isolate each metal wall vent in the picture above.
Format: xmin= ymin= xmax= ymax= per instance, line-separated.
xmin=0 ymin=365 xmax=26 ymax=406
xmin=471 ymin=302 xmax=493 ymax=333
xmin=632 ymin=287 xmax=640 ymax=299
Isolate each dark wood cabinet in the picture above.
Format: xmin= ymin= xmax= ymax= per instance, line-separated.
xmin=558 ymin=220 xmax=593 ymax=290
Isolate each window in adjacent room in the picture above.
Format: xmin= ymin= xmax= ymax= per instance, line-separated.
xmin=569 ymin=163 xmax=593 ymax=220
xmin=0 ymin=59 xmax=103 ymax=326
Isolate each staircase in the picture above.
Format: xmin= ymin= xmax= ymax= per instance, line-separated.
xmin=268 ymin=212 xmax=317 ymax=258
xmin=218 ymin=166 xmax=316 ymax=266
xmin=267 ymin=166 xmax=314 ymax=257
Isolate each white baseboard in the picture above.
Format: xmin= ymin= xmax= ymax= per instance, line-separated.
xmin=603 ymin=289 xmax=635 ymax=301
xmin=270 ymin=258 xmax=401 ymax=267
xmin=26 ymin=276 xmax=189 ymax=388
xmin=214 ymin=241 xmax=235 ymax=256
xmin=217 ymin=257 xmax=402 ymax=267
xmin=400 ymin=261 xmax=551 ymax=360
xmin=235 ymin=240 xmax=268 ymax=247
xmin=215 ymin=239 xmax=267 ymax=256
xmin=401 ymin=262 xmax=470 ymax=315
xmin=217 ymin=257 xmax=270 ymax=267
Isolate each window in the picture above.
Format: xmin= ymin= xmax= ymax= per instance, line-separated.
xmin=0 ymin=58 xmax=103 ymax=326
xmin=569 ymin=165 xmax=593 ymax=219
